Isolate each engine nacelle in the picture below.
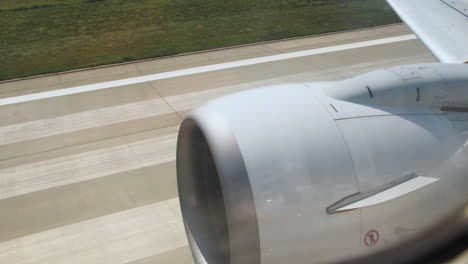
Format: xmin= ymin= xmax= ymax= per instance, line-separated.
xmin=177 ymin=63 xmax=468 ymax=264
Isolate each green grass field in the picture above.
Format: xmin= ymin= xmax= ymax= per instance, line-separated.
xmin=0 ymin=0 xmax=400 ymax=81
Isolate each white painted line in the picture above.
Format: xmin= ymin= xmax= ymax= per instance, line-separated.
xmin=336 ymin=176 xmax=439 ymax=211
xmin=0 ymin=198 xmax=188 ymax=264
xmin=0 ymin=34 xmax=416 ymax=106
xmin=0 ymin=99 xmax=173 ymax=145
xmin=0 ymin=126 xmax=178 ymax=199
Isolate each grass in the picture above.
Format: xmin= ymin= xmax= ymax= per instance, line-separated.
xmin=0 ymin=0 xmax=400 ymax=81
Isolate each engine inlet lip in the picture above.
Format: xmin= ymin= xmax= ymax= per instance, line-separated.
xmin=177 ymin=108 xmax=261 ymax=264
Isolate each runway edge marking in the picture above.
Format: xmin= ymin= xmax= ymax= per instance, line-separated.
xmin=0 ymin=34 xmax=417 ymax=106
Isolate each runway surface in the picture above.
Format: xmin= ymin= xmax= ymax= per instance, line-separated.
xmin=0 ymin=24 xmax=437 ymax=263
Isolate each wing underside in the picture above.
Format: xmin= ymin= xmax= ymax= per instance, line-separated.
xmin=387 ymin=0 xmax=468 ymax=64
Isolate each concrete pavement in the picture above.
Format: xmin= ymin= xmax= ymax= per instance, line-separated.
xmin=0 ymin=24 xmax=437 ymax=263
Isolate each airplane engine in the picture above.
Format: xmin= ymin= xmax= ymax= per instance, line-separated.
xmin=176 ymin=63 xmax=468 ymax=264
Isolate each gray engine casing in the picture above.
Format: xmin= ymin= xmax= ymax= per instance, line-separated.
xmin=177 ymin=63 xmax=468 ymax=264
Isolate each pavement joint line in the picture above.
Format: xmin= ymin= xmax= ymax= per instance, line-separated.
xmin=0 ymin=34 xmax=416 ymax=107
xmin=147 ymin=81 xmax=184 ymax=120
xmin=134 ymin=66 xmax=184 ymax=121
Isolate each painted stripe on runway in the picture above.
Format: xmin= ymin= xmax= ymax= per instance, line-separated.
xmin=128 ymin=246 xmax=194 ymax=264
xmin=0 ymin=198 xmax=188 ymax=264
xmin=0 ymin=34 xmax=417 ymax=106
xmin=0 ymin=99 xmax=173 ymax=145
xmin=0 ymin=162 xmax=178 ymax=243
xmin=0 ymin=127 xmax=178 ymax=200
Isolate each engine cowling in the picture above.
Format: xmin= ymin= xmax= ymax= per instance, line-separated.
xmin=176 ymin=63 xmax=468 ymax=264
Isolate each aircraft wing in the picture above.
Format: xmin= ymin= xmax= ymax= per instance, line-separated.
xmin=387 ymin=0 xmax=468 ymax=64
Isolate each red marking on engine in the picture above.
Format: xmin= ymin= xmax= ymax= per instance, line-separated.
xmin=364 ymin=229 xmax=379 ymax=246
